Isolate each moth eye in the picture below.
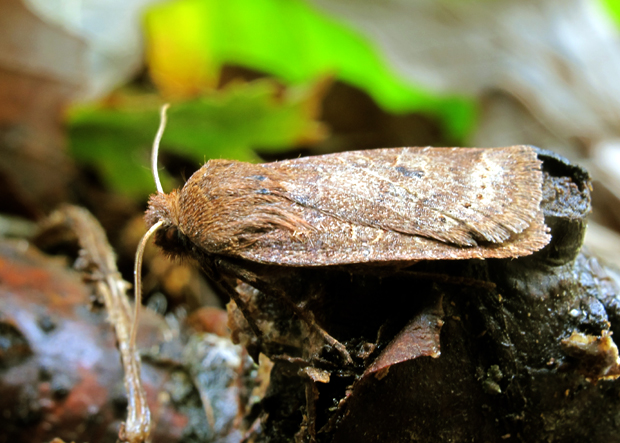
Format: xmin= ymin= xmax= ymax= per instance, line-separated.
xmin=164 ymin=226 xmax=179 ymax=243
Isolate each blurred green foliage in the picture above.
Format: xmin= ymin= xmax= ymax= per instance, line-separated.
xmin=68 ymin=81 xmax=325 ymax=197
xmin=600 ymin=0 xmax=620 ymax=26
xmin=145 ymin=0 xmax=476 ymax=135
xmin=70 ymin=0 xmax=478 ymax=198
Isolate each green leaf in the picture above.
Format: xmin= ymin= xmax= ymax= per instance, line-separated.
xmin=599 ymin=0 xmax=620 ymax=27
xmin=144 ymin=0 xmax=477 ymax=141
xmin=68 ymin=80 xmax=326 ymax=198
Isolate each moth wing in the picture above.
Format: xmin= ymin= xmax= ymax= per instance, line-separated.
xmin=241 ymin=146 xmax=549 ymax=265
xmin=276 ymin=146 xmax=544 ymax=245
xmin=180 ymin=147 xmax=550 ymax=266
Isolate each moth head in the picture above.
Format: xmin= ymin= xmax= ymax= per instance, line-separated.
xmin=145 ymin=189 xmax=193 ymax=259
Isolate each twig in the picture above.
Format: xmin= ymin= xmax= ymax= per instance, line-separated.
xmin=44 ymin=205 xmax=151 ymax=443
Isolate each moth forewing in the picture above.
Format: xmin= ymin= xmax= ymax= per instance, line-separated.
xmin=148 ymin=145 xmax=550 ymax=267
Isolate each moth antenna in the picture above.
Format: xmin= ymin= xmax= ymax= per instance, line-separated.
xmin=131 ymin=220 xmax=164 ymax=351
xmin=152 ymin=103 xmax=170 ymax=194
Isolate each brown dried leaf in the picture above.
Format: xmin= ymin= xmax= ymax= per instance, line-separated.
xmin=366 ymin=296 xmax=444 ymax=376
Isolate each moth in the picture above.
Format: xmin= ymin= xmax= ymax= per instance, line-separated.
xmin=133 ymin=107 xmax=551 ymax=364
xmin=146 ymin=145 xmax=549 ymax=265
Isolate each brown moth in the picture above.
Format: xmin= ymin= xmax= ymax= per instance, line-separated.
xmin=128 ymin=108 xmax=553 ymax=442
xmin=133 ymin=107 xmax=551 ymax=366
xmin=145 ymin=145 xmax=550 ymax=266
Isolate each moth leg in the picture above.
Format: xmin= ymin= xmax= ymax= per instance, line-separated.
xmin=214 ymin=276 xmax=267 ymax=352
xmin=299 ymin=306 xmax=353 ymax=365
xmin=196 ymin=256 xmax=274 ymax=357
xmin=269 ymin=354 xmax=332 ymax=368
xmin=278 ymin=294 xmax=355 ymax=365
xmin=213 ymin=258 xmax=354 ymax=366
